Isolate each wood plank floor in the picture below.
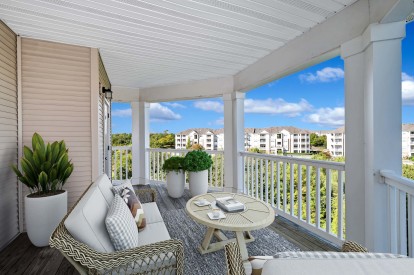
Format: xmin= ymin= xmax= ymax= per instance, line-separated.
xmin=0 ymin=183 xmax=339 ymax=275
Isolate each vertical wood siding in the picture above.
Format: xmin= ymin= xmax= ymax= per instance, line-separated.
xmin=0 ymin=20 xmax=19 ymax=250
xmin=21 ymin=38 xmax=91 ymax=209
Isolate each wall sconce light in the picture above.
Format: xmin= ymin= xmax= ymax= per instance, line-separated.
xmin=102 ymin=87 xmax=113 ymax=100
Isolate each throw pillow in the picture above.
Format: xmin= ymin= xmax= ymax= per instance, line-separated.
xmin=105 ymin=194 xmax=139 ymax=251
xmin=112 ymin=179 xmax=135 ymax=196
xmin=120 ymin=187 xmax=147 ymax=231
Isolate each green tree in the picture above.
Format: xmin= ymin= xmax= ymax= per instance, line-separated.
xmin=186 ymin=138 xmax=191 ymax=149
xmin=112 ymin=133 xmax=132 ymax=146
xmin=249 ymin=147 xmax=261 ymax=153
xmin=403 ymin=164 xmax=414 ymax=180
xmin=310 ymin=133 xmax=327 ymax=148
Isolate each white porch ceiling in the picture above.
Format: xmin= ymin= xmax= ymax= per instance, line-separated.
xmin=0 ymin=0 xmax=357 ymax=89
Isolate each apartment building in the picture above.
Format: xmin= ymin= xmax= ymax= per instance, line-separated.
xmin=402 ymin=124 xmax=414 ymax=158
xmin=176 ymin=126 xmax=311 ymax=154
xmin=323 ymin=127 xmax=346 ymax=157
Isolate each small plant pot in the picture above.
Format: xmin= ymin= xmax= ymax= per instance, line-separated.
xmin=189 ymin=169 xmax=209 ymax=197
xmin=25 ymin=190 xmax=67 ymax=247
xmin=166 ymin=170 xmax=185 ymax=198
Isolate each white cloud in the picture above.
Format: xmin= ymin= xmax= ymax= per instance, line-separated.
xmin=300 ymin=67 xmax=344 ymax=83
xmin=150 ymin=103 xmax=182 ymax=122
xmin=194 ymin=100 xmax=224 ymax=113
xmin=402 ymin=72 xmax=414 ymax=81
xmin=111 ymin=104 xmax=182 ymax=122
xmin=163 ymin=102 xmax=186 ymax=108
xmin=403 ymin=79 xmax=414 ymax=105
xmin=244 ymin=98 xmax=312 ymax=117
xmin=214 ymin=117 xmax=224 ymax=125
xmin=306 ymin=107 xmax=344 ymax=127
xmin=112 ymin=108 xmax=131 ymax=117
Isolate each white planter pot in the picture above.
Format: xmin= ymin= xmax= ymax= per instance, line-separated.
xmin=25 ymin=190 xmax=67 ymax=247
xmin=189 ymin=169 xmax=209 ymax=197
xmin=166 ymin=170 xmax=185 ymax=198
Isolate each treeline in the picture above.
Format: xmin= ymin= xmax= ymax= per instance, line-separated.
xmin=112 ymin=131 xmax=175 ymax=148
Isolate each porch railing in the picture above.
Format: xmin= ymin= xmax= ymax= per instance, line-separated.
xmin=381 ymin=170 xmax=414 ymax=256
xmin=241 ymin=152 xmax=345 ymax=245
xmin=148 ymin=148 xmax=224 ymax=190
xmin=112 ymin=146 xmax=132 ymax=183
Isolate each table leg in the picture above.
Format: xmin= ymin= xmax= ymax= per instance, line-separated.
xmin=201 ymin=227 xmax=215 ymax=250
xmin=235 ymin=231 xmax=249 ymax=261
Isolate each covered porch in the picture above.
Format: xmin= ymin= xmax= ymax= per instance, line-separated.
xmin=1 ymin=0 xmax=414 ymax=274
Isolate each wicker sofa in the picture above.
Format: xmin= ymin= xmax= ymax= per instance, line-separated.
xmin=225 ymin=241 xmax=414 ymax=275
xmin=50 ymin=174 xmax=184 ymax=275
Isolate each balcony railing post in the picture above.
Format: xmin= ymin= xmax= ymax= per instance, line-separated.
xmin=341 ymin=21 xmax=405 ymax=252
xmin=131 ymin=101 xmax=150 ymax=185
xmin=223 ymin=92 xmax=245 ymax=193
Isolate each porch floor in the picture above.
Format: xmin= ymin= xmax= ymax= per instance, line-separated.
xmin=0 ymin=182 xmax=338 ymax=275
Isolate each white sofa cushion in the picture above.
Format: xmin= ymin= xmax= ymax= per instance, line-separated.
xmin=65 ymin=175 xmax=115 ymax=253
xmin=96 ymin=174 xmax=115 ymax=206
xmin=261 ymin=258 xmax=414 ymax=275
xmin=106 ymin=194 xmax=139 ymax=251
xmin=138 ymin=222 xmax=170 ymax=247
xmin=142 ymin=202 xmax=164 ymax=224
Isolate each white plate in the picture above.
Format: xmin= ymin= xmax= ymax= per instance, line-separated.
xmin=207 ymin=211 xmax=226 ymax=220
xmin=194 ymin=200 xmax=210 ymax=207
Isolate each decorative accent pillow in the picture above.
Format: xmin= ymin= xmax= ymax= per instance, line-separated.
xmin=120 ymin=187 xmax=147 ymax=231
xmin=105 ymin=194 xmax=139 ymax=251
xmin=112 ymin=179 xmax=135 ymax=196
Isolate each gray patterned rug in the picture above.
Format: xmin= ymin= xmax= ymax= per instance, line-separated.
xmin=162 ymin=208 xmax=299 ymax=275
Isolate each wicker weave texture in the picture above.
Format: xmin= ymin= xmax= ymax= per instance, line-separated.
xmin=341 ymin=241 xmax=369 ymax=253
xmin=225 ymin=242 xmax=246 ymax=275
xmin=49 ymin=184 xmax=184 ymax=275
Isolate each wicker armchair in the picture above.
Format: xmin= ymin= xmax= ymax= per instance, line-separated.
xmin=50 ymin=183 xmax=184 ymax=275
xmin=224 ymin=241 xmax=368 ymax=275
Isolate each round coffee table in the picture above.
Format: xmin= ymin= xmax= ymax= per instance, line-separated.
xmin=186 ymin=192 xmax=275 ymax=260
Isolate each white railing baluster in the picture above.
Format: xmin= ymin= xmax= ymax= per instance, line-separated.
xmin=255 ymin=158 xmax=259 ymax=199
xmin=306 ymin=166 xmax=311 ymax=224
xmin=399 ymin=190 xmax=407 ymax=255
xmin=265 ymin=159 xmax=269 ymax=203
xmin=271 ymin=160 xmax=274 ymax=207
xmin=215 ymin=153 xmax=218 ymax=188
xmin=120 ymin=150 xmax=123 ymax=180
xmin=283 ymin=162 xmax=287 ymax=212
xmin=326 ymin=169 xmax=331 ymax=233
xmin=277 ymin=161 xmax=280 ymax=210
xmin=247 ymin=157 xmax=250 ymax=196
xmin=337 ymin=170 xmax=344 ymax=239
xmin=298 ymin=164 xmax=302 ymax=220
xmin=260 ymin=159 xmax=264 ymax=201
xmin=251 ymin=157 xmax=254 ymax=197
xmin=389 ymin=185 xmax=398 ymax=253
xmin=157 ymin=152 xmax=160 ymax=181
xmin=290 ymin=162 xmax=294 ymax=216
xmin=409 ymin=195 xmax=414 ymax=257
xmin=316 ymin=167 xmax=321 ymax=229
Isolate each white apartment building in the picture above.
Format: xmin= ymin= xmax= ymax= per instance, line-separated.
xmin=324 ymin=127 xmax=346 ymax=157
xmin=402 ymin=124 xmax=414 ymax=158
xmin=176 ymin=126 xmax=311 ymax=154
xmin=323 ymin=124 xmax=414 ymax=158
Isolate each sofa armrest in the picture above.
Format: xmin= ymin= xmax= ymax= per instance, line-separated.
xmin=136 ymin=188 xmax=157 ymax=203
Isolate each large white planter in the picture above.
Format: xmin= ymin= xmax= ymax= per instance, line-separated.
xmin=189 ymin=169 xmax=209 ymax=197
xmin=25 ymin=190 xmax=67 ymax=247
xmin=166 ymin=170 xmax=185 ymax=198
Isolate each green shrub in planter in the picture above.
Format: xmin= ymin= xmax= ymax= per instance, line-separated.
xmin=184 ymin=150 xmax=213 ymax=172
xmin=162 ymin=156 xmax=185 ymax=174
xmin=12 ymin=132 xmax=74 ymax=197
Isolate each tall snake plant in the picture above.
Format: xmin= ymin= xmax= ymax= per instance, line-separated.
xmin=12 ymin=133 xmax=74 ymax=196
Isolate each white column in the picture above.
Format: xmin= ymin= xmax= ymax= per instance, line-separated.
xmin=223 ymin=92 xmax=245 ymax=193
xmin=131 ymin=101 xmax=150 ymax=185
xmin=341 ymin=21 xmax=405 ymax=252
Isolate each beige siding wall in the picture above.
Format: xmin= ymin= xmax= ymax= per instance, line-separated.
xmin=0 ymin=21 xmax=19 ymax=249
xmin=21 ymin=38 xmax=92 ymax=208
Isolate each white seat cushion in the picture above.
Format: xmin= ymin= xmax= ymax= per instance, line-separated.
xmin=65 ymin=174 xmax=115 ymax=253
xmin=138 ymin=222 xmax=170 ymax=246
xmin=142 ymin=202 xmax=164 ymax=224
xmin=262 ymin=258 xmax=414 ymax=275
xmin=96 ymin=174 xmax=115 ymax=206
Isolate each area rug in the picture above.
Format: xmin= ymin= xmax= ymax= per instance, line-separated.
xmin=161 ymin=208 xmax=300 ymax=275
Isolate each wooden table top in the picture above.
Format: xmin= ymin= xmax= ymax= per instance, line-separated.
xmin=186 ymin=192 xmax=275 ymax=231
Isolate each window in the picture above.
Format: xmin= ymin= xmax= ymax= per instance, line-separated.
xmin=260 ymin=144 xmax=266 ymax=148
xmin=260 ymin=139 xmax=266 ymax=142
xmin=277 ymin=134 xmax=282 ymax=138
xmin=194 ymin=134 xmax=198 ymax=139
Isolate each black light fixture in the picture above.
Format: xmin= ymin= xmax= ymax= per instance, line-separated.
xmin=102 ymin=87 xmax=113 ymax=100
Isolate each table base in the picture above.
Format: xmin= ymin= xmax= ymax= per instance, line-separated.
xmin=198 ymin=227 xmax=254 ymax=260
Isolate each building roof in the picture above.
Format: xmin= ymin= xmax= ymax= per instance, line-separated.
xmin=402 ymin=124 xmax=414 ymax=132
xmin=177 ymin=128 xmax=215 ymax=135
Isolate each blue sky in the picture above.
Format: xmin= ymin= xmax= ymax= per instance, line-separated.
xmin=112 ymin=22 xmax=414 ymax=134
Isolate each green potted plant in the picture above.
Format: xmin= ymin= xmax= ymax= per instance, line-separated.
xmin=162 ymin=156 xmax=185 ymax=198
xmin=183 ymin=150 xmax=212 ymax=197
xmin=12 ymin=133 xmax=74 ymax=247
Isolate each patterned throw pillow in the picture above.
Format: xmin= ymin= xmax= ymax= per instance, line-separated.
xmin=112 ymin=179 xmax=135 ymax=196
xmin=105 ymin=194 xmax=139 ymax=251
xmin=120 ymin=187 xmax=147 ymax=231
